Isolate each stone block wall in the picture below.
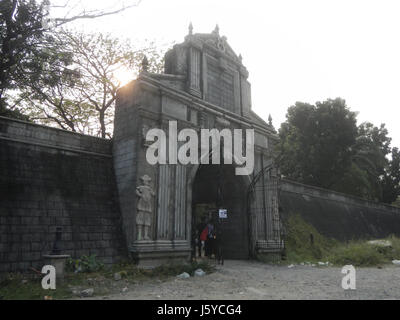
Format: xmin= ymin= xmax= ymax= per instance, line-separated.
xmin=280 ymin=179 xmax=400 ymax=241
xmin=0 ymin=117 xmax=126 ymax=273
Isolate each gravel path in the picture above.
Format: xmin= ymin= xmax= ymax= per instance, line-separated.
xmin=91 ymin=260 xmax=400 ymax=300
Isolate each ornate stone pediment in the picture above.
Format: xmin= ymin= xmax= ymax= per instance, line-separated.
xmin=161 ymin=25 xmax=254 ymax=119
xmin=187 ymin=25 xmax=242 ymax=64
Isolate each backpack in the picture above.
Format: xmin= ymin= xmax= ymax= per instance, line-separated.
xmin=200 ymin=226 xmax=208 ymax=241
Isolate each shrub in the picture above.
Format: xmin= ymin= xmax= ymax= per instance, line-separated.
xmin=283 ymin=214 xmax=337 ymax=263
xmin=151 ymin=260 xmax=215 ymax=277
xmin=282 ymin=213 xmax=400 ymax=267
xmin=66 ymin=254 xmax=104 ymax=273
xmin=328 ymin=242 xmax=386 ymax=266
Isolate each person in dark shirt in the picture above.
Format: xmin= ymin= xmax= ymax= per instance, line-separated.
xmin=196 ymin=217 xmax=207 ymax=257
xmin=204 ymin=219 xmax=214 ymax=257
xmin=206 ymin=218 xmax=217 ymax=258
xmin=214 ymin=219 xmax=224 ymax=265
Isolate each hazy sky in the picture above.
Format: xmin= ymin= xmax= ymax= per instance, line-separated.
xmin=60 ymin=0 xmax=400 ymax=147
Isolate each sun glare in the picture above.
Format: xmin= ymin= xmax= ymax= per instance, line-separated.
xmin=114 ymin=68 xmax=136 ymax=87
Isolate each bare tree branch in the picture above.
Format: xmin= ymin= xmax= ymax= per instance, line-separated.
xmin=52 ymin=0 xmax=142 ymax=27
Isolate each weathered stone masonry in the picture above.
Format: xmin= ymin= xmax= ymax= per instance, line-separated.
xmin=113 ymin=26 xmax=283 ymax=266
xmin=1 ymin=27 xmax=400 ymax=273
xmin=280 ymin=180 xmax=400 ymax=241
xmin=0 ymin=117 xmax=126 ymax=273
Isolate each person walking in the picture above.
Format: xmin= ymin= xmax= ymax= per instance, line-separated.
xmin=206 ymin=220 xmax=215 ymax=258
xmin=197 ymin=217 xmax=207 ymax=257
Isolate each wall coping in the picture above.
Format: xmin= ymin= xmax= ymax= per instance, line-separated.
xmin=0 ymin=116 xmax=112 ymax=156
xmin=0 ymin=116 xmax=111 ymax=141
xmin=281 ymin=179 xmax=400 ymax=214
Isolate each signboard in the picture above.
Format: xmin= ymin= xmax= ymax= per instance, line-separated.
xmin=219 ymin=209 xmax=228 ymax=219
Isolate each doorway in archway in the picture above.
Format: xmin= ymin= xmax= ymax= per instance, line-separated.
xmin=192 ymin=164 xmax=249 ymax=259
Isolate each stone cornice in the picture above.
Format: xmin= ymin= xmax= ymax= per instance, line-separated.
xmin=134 ymin=74 xmax=278 ymax=139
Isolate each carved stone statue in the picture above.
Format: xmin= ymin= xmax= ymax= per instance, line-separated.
xmin=136 ymin=175 xmax=155 ymax=240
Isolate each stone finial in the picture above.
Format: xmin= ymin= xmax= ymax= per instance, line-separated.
xmin=239 ymin=54 xmax=243 ymax=63
xmin=188 ymin=22 xmax=193 ymax=35
xmin=141 ymin=55 xmax=149 ymax=72
xmin=268 ymin=114 xmax=273 ymax=126
xmin=213 ymin=24 xmax=220 ymax=36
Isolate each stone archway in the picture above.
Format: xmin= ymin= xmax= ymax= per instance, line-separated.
xmin=189 ymin=163 xmax=250 ymax=259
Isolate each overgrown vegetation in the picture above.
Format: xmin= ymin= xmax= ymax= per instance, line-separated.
xmin=0 ymin=269 xmax=110 ymax=300
xmin=151 ymin=260 xmax=215 ymax=278
xmin=66 ymin=254 xmax=104 ymax=273
xmin=0 ymin=258 xmax=215 ymax=300
xmin=282 ymin=213 xmax=400 ymax=267
xmin=107 ymin=259 xmax=215 ymax=280
xmin=328 ymin=237 xmax=400 ymax=267
xmin=283 ymin=214 xmax=338 ymax=263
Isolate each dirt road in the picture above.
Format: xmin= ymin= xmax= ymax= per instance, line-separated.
xmin=91 ymin=260 xmax=400 ymax=300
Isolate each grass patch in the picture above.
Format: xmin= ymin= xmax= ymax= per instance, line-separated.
xmin=0 ymin=259 xmax=215 ymax=300
xmin=283 ymin=214 xmax=338 ymax=264
xmin=0 ymin=273 xmax=78 ymax=300
xmin=327 ymin=236 xmax=400 ymax=267
xmin=281 ymin=213 xmax=400 ymax=267
xmin=108 ymin=259 xmax=215 ymax=280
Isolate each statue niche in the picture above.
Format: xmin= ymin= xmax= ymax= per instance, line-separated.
xmin=136 ymin=174 xmax=155 ymax=241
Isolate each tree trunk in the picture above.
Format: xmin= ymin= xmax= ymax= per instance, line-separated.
xmin=99 ymin=111 xmax=106 ymax=138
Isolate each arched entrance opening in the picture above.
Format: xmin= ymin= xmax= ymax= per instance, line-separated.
xmin=191 ymin=164 xmax=249 ymax=259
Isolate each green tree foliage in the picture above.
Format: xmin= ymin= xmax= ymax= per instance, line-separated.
xmin=382 ymin=147 xmax=400 ymax=204
xmin=0 ymin=99 xmax=30 ymax=120
xmin=16 ymin=30 xmax=163 ymax=138
xmin=278 ymin=98 xmax=400 ymax=203
xmin=0 ymin=0 xmax=54 ymax=108
xmin=0 ymin=0 xmax=144 ymax=122
xmin=277 ymin=98 xmax=358 ymax=188
xmin=337 ymin=123 xmax=392 ymax=200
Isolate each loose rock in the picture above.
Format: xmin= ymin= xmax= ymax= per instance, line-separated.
xmin=114 ymin=272 xmax=122 ymax=281
xmin=176 ymin=272 xmax=190 ymax=279
xmin=194 ymin=269 xmax=206 ymax=277
xmin=80 ymin=288 xmax=94 ymax=297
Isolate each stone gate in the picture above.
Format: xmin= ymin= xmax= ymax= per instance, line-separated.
xmin=113 ymin=25 xmax=284 ymax=266
xmin=2 ymin=26 xmax=400 ymax=274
